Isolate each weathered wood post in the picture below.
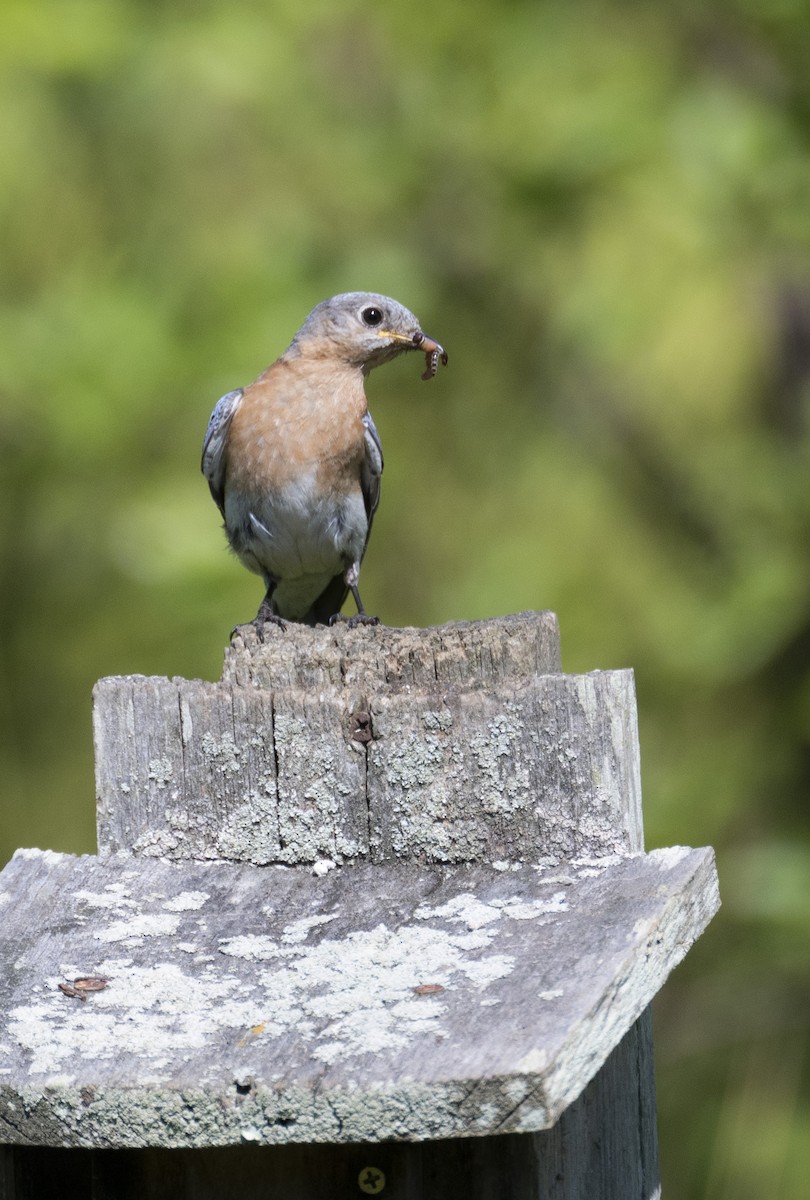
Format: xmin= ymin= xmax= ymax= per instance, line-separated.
xmin=0 ymin=613 xmax=719 ymax=1199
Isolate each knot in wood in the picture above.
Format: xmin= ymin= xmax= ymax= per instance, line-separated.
xmin=348 ymin=709 xmax=373 ymax=744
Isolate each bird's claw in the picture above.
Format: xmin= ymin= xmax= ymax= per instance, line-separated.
xmin=254 ymin=614 xmax=287 ymax=642
xmin=230 ymin=613 xmax=287 ymax=644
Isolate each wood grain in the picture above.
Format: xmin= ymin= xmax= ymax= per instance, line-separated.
xmin=94 ymin=614 xmax=641 ymax=865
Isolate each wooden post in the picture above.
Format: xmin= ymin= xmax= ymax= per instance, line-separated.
xmin=0 ymin=614 xmax=719 ymax=1199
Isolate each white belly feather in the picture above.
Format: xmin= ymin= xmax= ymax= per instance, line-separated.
xmin=224 ymin=470 xmax=368 ymax=618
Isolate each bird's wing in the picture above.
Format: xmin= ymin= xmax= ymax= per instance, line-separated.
xmin=201 ymin=389 xmax=244 ymax=516
xmin=360 ymin=410 xmax=384 ymax=524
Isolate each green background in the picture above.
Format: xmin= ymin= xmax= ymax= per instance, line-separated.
xmin=2 ymin=1 xmax=809 ymax=1193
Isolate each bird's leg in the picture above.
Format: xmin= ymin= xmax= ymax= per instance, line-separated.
xmin=253 ymin=579 xmax=287 ymax=640
xmin=346 ymin=582 xmax=380 ymax=628
xmin=254 ymin=596 xmax=287 ymax=640
xmin=230 ymin=579 xmax=286 ymax=642
xmin=329 ymin=563 xmax=379 ymax=628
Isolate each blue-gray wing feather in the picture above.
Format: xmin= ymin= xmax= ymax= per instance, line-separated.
xmin=360 ymin=410 xmax=384 ymax=526
xmin=201 ymin=389 xmax=243 ymax=516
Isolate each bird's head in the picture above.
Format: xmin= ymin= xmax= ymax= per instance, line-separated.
xmin=288 ymin=292 xmax=448 ymax=378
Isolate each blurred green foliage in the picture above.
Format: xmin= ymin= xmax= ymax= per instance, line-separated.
xmin=2 ymin=0 xmax=810 ymax=1193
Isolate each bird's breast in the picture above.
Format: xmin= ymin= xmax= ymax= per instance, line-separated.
xmin=222 ymin=359 xmax=371 ymax=580
xmin=225 ymin=359 xmax=368 ymax=499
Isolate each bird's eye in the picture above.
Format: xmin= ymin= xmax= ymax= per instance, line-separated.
xmin=361 ymin=306 xmax=384 ymax=327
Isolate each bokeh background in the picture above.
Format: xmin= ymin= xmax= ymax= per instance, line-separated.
xmin=2 ymin=0 xmax=809 ymax=1193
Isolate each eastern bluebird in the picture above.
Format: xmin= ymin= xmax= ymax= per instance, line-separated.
xmin=202 ymin=292 xmax=447 ymax=632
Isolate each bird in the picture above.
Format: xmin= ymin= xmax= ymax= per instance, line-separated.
xmin=202 ymin=292 xmax=447 ymax=634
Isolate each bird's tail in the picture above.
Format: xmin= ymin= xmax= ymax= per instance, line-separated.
xmin=300 ymin=574 xmax=350 ymax=626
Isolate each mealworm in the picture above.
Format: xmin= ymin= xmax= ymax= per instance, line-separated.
xmin=422 ymin=349 xmax=440 ymax=380
xmin=421 ymin=345 xmax=449 ymax=381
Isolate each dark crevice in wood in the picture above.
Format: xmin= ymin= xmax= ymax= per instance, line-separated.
xmin=269 ymin=692 xmax=283 ymax=853
xmin=175 ymin=684 xmax=187 ymax=826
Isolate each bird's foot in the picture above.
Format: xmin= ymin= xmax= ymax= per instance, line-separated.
xmin=230 ymin=608 xmax=287 ymax=644
xmin=253 ymin=613 xmax=287 ymax=643
xmin=329 ymin=612 xmax=380 ymax=629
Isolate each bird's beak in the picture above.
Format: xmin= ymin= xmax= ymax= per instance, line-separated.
xmin=377 ymin=330 xmax=446 ymax=357
xmin=374 ymin=329 xmax=448 ymax=379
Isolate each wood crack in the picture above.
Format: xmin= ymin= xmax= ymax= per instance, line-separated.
xmin=269 ymin=691 xmax=284 ymax=852
xmin=176 ymin=682 xmax=188 ymax=814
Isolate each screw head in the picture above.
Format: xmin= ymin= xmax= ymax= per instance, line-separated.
xmin=358 ymin=1166 xmax=386 ymax=1194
